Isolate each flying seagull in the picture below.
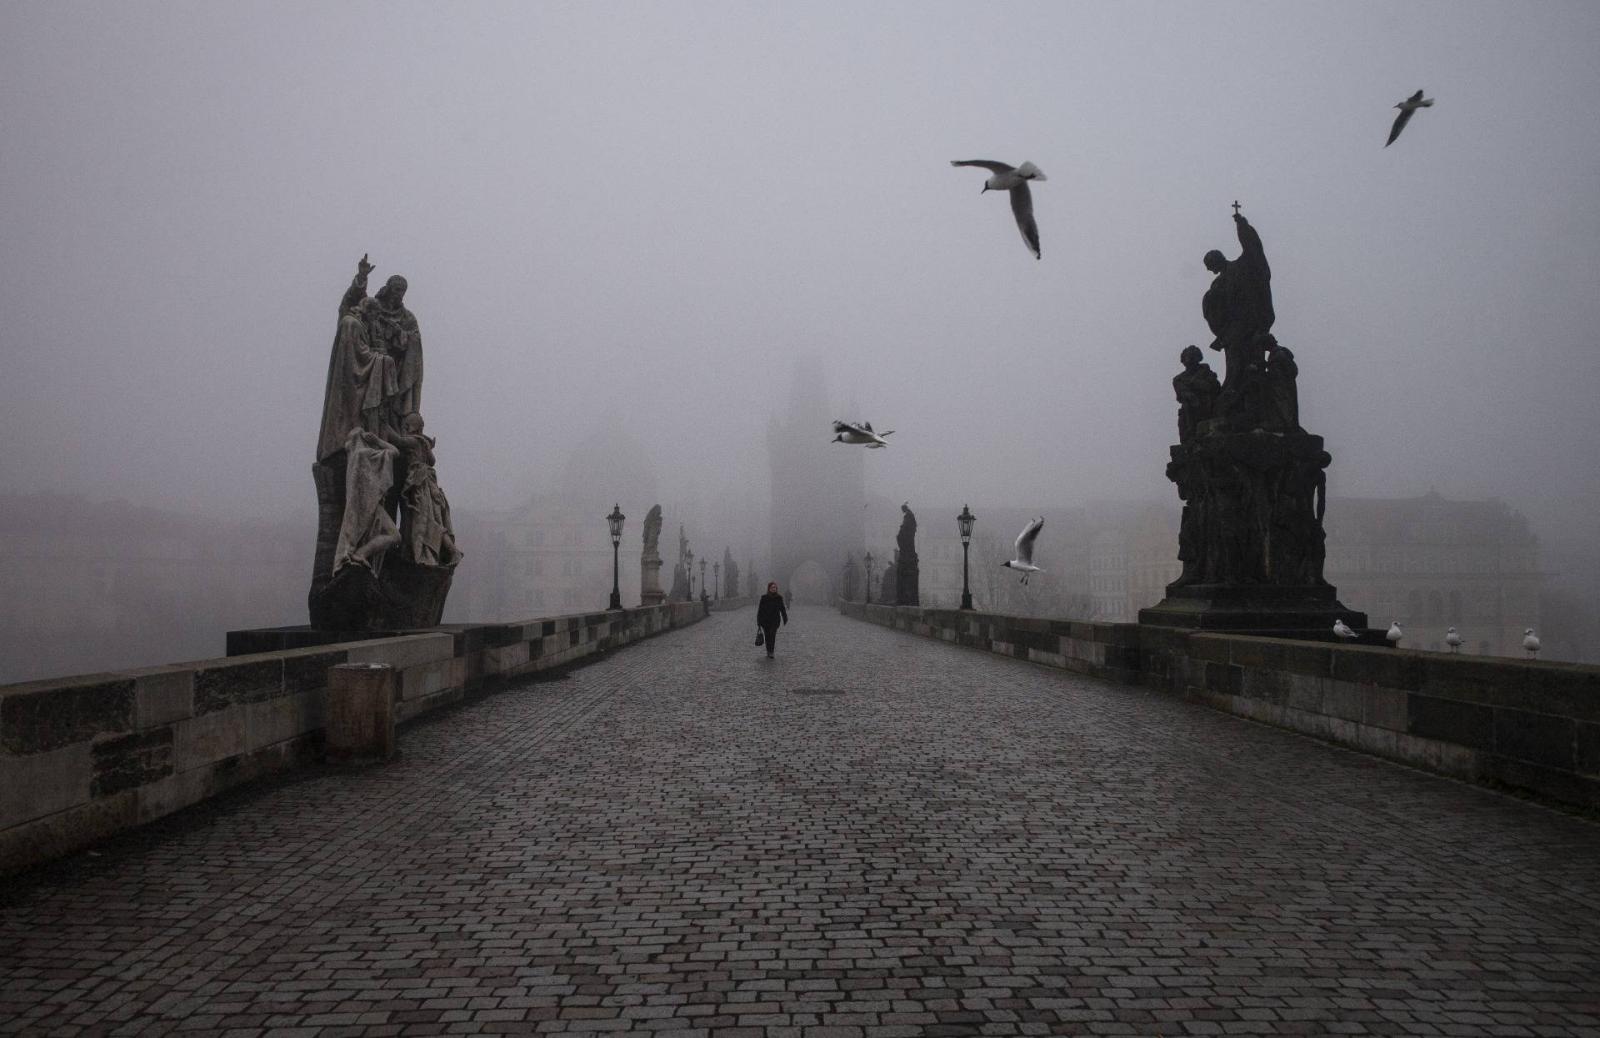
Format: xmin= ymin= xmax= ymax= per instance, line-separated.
xmin=1386 ymin=620 xmax=1404 ymax=646
xmin=1386 ymin=89 xmax=1434 ymax=147
xmin=1002 ymin=516 xmax=1043 ymax=584
xmin=1445 ymin=627 xmax=1462 ymax=653
xmin=950 ymin=159 xmax=1047 ymax=259
xmin=1522 ymin=628 xmax=1541 ymax=659
xmin=1333 ymin=618 xmax=1358 ymax=641
xmin=831 ymin=419 xmax=894 ymax=449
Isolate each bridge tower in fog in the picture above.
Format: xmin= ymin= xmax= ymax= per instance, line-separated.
xmin=767 ymin=362 xmax=864 ymax=603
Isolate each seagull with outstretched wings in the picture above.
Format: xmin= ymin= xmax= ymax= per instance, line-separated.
xmin=831 ymin=419 xmax=894 ymax=449
xmin=950 ymin=159 xmax=1047 ymax=259
xmin=1002 ymin=516 xmax=1044 ymax=584
xmin=1386 ymin=89 xmax=1433 ymax=147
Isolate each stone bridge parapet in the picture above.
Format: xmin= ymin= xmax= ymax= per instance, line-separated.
xmin=0 ymin=601 xmax=705 ymax=877
xmin=841 ymin=600 xmax=1600 ymax=812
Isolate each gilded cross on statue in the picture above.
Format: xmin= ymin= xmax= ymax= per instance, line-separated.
xmin=1231 ymin=200 xmax=1242 ymax=216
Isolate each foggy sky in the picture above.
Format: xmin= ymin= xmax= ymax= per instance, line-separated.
xmin=2 ymin=2 xmax=1597 ymax=571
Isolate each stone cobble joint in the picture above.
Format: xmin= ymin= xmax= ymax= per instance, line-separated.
xmin=3 ymin=607 xmax=1599 ymax=1035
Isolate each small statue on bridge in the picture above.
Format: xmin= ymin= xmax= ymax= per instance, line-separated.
xmin=639 ymin=505 xmax=666 ymax=605
xmin=895 ymin=503 xmax=920 ymax=606
xmin=642 ymin=505 xmax=662 ymax=556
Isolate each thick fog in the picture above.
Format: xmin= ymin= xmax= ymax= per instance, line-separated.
xmin=2 ymin=2 xmax=1598 ymax=676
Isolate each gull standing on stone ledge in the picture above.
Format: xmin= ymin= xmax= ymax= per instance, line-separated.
xmin=950 ymin=160 xmax=1047 ymax=259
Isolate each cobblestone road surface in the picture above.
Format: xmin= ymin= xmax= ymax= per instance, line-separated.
xmin=4 ymin=607 xmax=1600 ymax=1036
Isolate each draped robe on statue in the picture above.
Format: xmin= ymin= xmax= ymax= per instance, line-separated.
xmin=316 ymin=278 xmax=422 ymax=463
xmin=332 ymin=429 xmax=402 ymax=575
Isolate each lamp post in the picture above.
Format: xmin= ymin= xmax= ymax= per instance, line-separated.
xmin=863 ymin=550 xmax=874 ymax=604
xmin=699 ymin=559 xmax=707 ymax=598
xmin=685 ymin=548 xmax=694 ymax=600
xmin=713 ymin=561 xmax=720 ymax=601
xmin=606 ymin=504 xmax=625 ymax=611
xmin=957 ymin=503 xmax=976 ymax=611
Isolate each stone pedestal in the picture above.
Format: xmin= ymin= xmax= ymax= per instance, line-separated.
xmin=898 ymin=553 xmax=920 ymax=607
xmin=1139 ymin=582 xmax=1368 ymax=636
xmin=640 ymin=552 xmax=665 ymax=606
xmin=308 ymin=457 xmax=455 ymax=630
xmin=325 ymin=663 xmax=397 ymax=764
xmin=1139 ymin=427 xmax=1366 ymax=638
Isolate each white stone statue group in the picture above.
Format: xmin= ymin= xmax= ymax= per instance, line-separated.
xmin=316 ymin=255 xmax=461 ymax=581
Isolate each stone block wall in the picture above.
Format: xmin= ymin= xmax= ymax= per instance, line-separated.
xmin=841 ymin=601 xmax=1600 ymax=811
xmin=1 ymin=602 xmax=704 ymax=876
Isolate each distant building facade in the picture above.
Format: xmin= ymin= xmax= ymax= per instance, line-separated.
xmin=1324 ymin=493 xmax=1542 ymax=656
xmin=446 ymin=497 xmax=643 ymax=622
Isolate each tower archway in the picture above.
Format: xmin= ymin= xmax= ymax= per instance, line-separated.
xmin=787 ymin=560 xmax=833 ymax=604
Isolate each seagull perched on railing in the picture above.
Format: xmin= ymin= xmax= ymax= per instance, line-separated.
xmin=950 ymin=159 xmax=1047 ymax=259
xmin=1522 ymin=628 xmax=1541 ymax=659
xmin=1445 ymin=627 xmax=1462 ymax=653
xmin=1002 ymin=516 xmax=1043 ymax=584
xmin=1333 ymin=618 xmax=1358 ymax=641
xmin=1386 ymin=89 xmax=1434 ymax=147
xmin=1386 ymin=620 xmax=1404 ymax=646
xmin=830 ymin=420 xmax=894 ymax=448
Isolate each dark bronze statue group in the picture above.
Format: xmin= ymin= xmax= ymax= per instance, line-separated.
xmin=1141 ymin=207 xmax=1364 ymax=632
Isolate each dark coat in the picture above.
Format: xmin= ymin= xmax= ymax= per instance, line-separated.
xmin=756 ymin=592 xmax=788 ymax=629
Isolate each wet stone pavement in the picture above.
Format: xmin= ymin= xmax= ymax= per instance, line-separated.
xmin=3 ymin=606 xmax=1599 ymax=1037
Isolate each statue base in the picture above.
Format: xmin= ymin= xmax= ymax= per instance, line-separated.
xmin=640 ymin=553 xmax=665 ymax=607
xmin=1139 ymin=583 xmax=1372 ymax=641
xmin=1147 ymin=424 xmax=1373 ymax=641
xmin=897 ymin=557 xmax=920 ymax=607
xmin=309 ymin=556 xmax=455 ymax=631
xmin=308 ymin=457 xmax=456 ymax=632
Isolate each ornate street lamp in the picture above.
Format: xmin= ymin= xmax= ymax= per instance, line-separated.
xmin=699 ymin=558 xmax=707 ymax=597
xmin=863 ymin=550 xmax=874 ymax=604
xmin=606 ymin=504 xmax=625 ymax=611
xmin=957 ymin=503 xmax=976 ymax=611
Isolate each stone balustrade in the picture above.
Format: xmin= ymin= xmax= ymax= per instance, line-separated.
xmin=0 ymin=602 xmax=704 ymax=876
xmin=840 ymin=601 xmax=1600 ymax=811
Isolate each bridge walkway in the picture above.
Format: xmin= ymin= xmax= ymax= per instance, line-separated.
xmin=3 ymin=606 xmax=1598 ymax=1035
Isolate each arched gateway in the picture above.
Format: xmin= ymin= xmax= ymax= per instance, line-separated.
xmin=787 ymin=560 xmax=833 ymax=604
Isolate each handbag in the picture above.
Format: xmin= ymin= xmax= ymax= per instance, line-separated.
xmin=755 ymin=628 xmax=765 ymax=646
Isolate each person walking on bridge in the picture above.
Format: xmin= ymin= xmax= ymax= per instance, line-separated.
xmin=756 ymin=581 xmax=788 ymax=659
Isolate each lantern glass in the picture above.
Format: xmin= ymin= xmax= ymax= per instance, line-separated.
xmin=606 ymin=504 xmax=625 ymax=544
xmin=957 ymin=504 xmax=976 ymax=544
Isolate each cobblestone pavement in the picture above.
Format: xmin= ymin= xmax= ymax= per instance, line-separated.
xmin=4 ymin=607 xmax=1600 ymax=1037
